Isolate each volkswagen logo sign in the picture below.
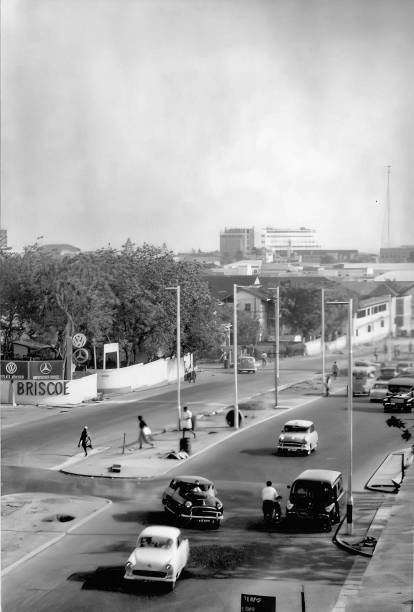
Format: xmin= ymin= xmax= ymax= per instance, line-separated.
xmin=40 ymin=362 xmax=53 ymax=375
xmin=5 ymin=362 xmax=17 ymax=375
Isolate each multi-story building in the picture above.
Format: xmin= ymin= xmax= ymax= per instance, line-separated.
xmin=380 ymin=245 xmax=414 ymax=263
xmin=219 ymin=228 xmax=255 ymax=263
xmin=254 ymin=227 xmax=320 ymax=257
xmin=219 ymin=226 xmax=321 ymax=263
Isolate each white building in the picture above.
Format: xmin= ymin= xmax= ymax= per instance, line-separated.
xmin=220 ymin=226 xmax=321 ymax=262
xmin=254 ymin=227 xmax=320 ymax=258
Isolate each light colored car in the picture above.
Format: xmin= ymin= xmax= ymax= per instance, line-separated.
xmin=369 ymin=380 xmax=390 ymax=402
xmin=277 ymin=419 xmax=318 ymax=455
xmin=237 ymin=356 xmax=257 ymax=373
xmin=124 ymin=525 xmax=189 ymax=590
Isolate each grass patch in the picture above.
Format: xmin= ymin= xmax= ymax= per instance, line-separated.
xmin=189 ymin=543 xmax=255 ymax=570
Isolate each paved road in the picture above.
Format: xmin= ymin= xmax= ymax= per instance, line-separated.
xmin=2 ymin=383 xmax=397 ymax=612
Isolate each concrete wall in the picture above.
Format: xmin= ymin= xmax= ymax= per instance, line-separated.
xmin=89 ymin=356 xmax=184 ymax=393
xmin=1 ymin=374 xmax=98 ymax=406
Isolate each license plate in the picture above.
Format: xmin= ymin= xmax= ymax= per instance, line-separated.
xmin=198 ymin=518 xmax=212 ymax=523
xmin=395 ymin=399 xmax=405 ymax=404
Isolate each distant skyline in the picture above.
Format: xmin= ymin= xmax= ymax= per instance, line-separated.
xmin=2 ymin=0 xmax=413 ymax=254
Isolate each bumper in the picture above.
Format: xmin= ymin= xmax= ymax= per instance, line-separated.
xmin=180 ymin=512 xmax=223 ymax=523
xmin=124 ymin=573 xmax=174 ymax=583
xmin=277 ymin=446 xmax=309 ymax=454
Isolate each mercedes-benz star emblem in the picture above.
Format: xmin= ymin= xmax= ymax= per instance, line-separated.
xmin=40 ymin=362 xmax=52 ymax=375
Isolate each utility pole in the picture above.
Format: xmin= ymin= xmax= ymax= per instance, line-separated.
xmin=321 ymin=287 xmax=325 ymax=396
xmin=386 ymin=165 xmax=391 ymax=248
xmin=268 ymin=287 xmax=280 ymax=407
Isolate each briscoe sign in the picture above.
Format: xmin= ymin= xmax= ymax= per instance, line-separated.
xmin=0 ymin=360 xmax=64 ymax=381
xmin=16 ymin=380 xmax=69 ymax=396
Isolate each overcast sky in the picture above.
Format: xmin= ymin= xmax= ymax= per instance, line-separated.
xmin=2 ymin=0 xmax=413 ymax=253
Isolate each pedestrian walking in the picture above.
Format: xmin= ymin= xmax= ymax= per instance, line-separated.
xmin=324 ymin=374 xmax=331 ymax=397
xmin=261 ymin=352 xmax=268 ymax=368
xmin=331 ymin=361 xmax=338 ymax=379
xmin=137 ymin=415 xmax=155 ymax=449
xmin=181 ymin=406 xmax=196 ymax=437
xmin=78 ymin=426 xmax=92 ymax=456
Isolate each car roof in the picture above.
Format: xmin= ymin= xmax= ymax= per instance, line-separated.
xmin=284 ymin=420 xmax=313 ymax=427
xmin=172 ymin=475 xmax=213 ymax=485
xmin=138 ymin=525 xmax=181 ymax=538
xmin=294 ymin=469 xmax=342 ymax=484
xmin=388 ymin=377 xmax=414 ymax=385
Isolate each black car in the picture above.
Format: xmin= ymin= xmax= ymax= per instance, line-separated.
xmin=162 ymin=475 xmax=223 ymax=528
xmin=383 ymin=392 xmax=414 ymax=413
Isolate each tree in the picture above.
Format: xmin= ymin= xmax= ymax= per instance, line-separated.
xmin=386 ymin=415 xmax=413 ymax=441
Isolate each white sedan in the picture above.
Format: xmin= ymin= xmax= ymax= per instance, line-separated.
xmin=124 ymin=525 xmax=189 ymax=590
xmin=369 ymin=380 xmax=390 ymax=403
xmin=277 ymin=419 xmax=318 ymax=455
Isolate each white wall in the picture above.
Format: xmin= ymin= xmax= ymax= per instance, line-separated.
xmin=90 ymin=356 xmax=184 ymax=393
xmin=1 ymin=374 xmax=98 ymax=406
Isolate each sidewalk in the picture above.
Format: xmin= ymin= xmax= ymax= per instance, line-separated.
xmin=332 ymin=448 xmax=414 ymax=611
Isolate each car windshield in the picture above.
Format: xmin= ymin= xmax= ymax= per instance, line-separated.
xmin=374 ymin=384 xmax=388 ymax=389
xmin=284 ymin=425 xmax=310 ymax=433
xmin=178 ymin=481 xmax=209 ymax=495
xmin=138 ymin=536 xmax=173 ymax=549
xmin=292 ymin=480 xmax=333 ymax=503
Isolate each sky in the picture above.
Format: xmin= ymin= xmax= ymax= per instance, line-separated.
xmin=1 ymin=0 xmax=413 ymax=254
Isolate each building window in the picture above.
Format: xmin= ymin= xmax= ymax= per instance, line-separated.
xmin=368 ymin=324 xmax=372 ymax=332
xmin=381 ymin=320 xmax=384 ymax=327
xmin=244 ymin=304 xmax=251 ymax=312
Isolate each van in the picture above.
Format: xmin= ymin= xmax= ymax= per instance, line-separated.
xmin=286 ymin=469 xmax=345 ymax=531
xmin=352 ymin=367 xmax=376 ymax=396
xmin=237 ymin=356 xmax=257 ymax=374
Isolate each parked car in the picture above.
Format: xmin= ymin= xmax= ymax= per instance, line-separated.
xmin=396 ymin=361 xmax=414 ymax=374
xmin=369 ymin=381 xmax=390 ymax=403
xmin=286 ymin=469 xmax=345 ymax=531
xmin=379 ymin=365 xmax=399 ymax=380
xmin=124 ymin=525 xmax=189 ymax=590
xmin=383 ymin=390 xmax=414 ymax=413
xmin=277 ymin=419 xmax=318 ymax=455
xmin=237 ymin=356 xmax=257 ymax=373
xmin=352 ymin=367 xmax=376 ymax=396
xmin=162 ymin=475 xmax=224 ymax=528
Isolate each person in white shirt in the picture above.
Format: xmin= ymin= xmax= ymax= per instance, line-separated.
xmin=181 ymin=406 xmax=196 ymax=438
xmin=261 ymin=480 xmax=281 ymax=520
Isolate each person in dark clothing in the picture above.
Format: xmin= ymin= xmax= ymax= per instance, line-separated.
xmin=78 ymin=426 xmax=91 ymax=456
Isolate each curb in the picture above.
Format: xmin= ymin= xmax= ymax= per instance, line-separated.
xmin=58 ymin=388 xmax=324 ymax=480
xmin=1 ymin=498 xmax=112 ymax=577
xmin=333 ymin=448 xmax=413 ymax=558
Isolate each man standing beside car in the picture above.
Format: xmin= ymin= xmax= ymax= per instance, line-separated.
xmin=261 ymin=480 xmax=281 ymax=520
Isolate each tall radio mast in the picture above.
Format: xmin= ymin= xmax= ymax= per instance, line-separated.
xmin=385 ymin=165 xmax=391 ymax=247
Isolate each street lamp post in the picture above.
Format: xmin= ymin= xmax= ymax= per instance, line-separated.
xmin=321 ymin=287 xmax=325 ymax=396
xmin=233 ymin=283 xmax=239 ymax=429
xmin=233 ymin=283 xmax=261 ymax=427
xmin=328 ymin=299 xmax=353 ymax=534
xmin=166 ymin=285 xmax=181 ymax=430
xmin=268 ymin=287 xmax=280 ymax=407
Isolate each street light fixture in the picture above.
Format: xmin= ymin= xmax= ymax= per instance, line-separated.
xmin=327 ymin=299 xmax=354 ymax=535
xmin=166 ymin=285 xmax=181 ymax=430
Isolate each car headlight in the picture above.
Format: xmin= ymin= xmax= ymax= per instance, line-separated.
xmin=215 ymin=501 xmax=223 ymax=510
xmin=286 ymin=501 xmax=293 ymax=510
xmin=325 ymin=503 xmax=334 ymax=513
xmin=279 ymin=435 xmax=285 ymax=441
xmin=184 ymin=500 xmax=192 ymax=508
xmin=165 ymin=562 xmax=174 ymax=576
xmin=125 ymin=561 xmax=134 ymax=574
